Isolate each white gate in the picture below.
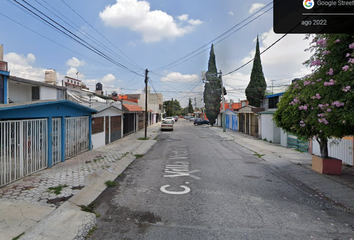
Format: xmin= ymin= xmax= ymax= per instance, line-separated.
xmin=65 ymin=116 xmax=89 ymax=159
xmin=0 ymin=119 xmax=47 ymax=187
xmin=52 ymin=118 xmax=61 ymax=165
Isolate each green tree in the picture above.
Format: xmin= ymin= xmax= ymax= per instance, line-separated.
xmin=204 ymin=44 xmax=221 ymax=126
xmin=188 ymin=98 xmax=193 ymax=113
xmin=274 ymin=34 xmax=354 ymax=158
xmin=163 ymin=99 xmax=182 ymax=116
xmin=245 ymin=36 xmax=267 ymax=107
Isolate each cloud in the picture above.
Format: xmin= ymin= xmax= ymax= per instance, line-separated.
xmin=101 ymin=73 xmax=116 ymax=83
xmin=99 ymin=0 xmax=203 ymax=42
xmin=161 ymin=72 xmax=199 ymax=82
xmin=66 ymin=57 xmax=86 ymax=67
xmin=4 ymin=52 xmax=46 ymax=81
xmin=66 ymin=67 xmax=86 ymax=79
xmin=188 ymin=19 xmax=203 ymax=26
xmin=226 ymin=28 xmax=312 ymax=100
xmin=241 ymin=28 xmax=312 ymax=78
xmin=249 ymin=3 xmax=265 ymax=14
xmin=228 ymin=11 xmax=234 ymax=16
xmin=81 ymin=73 xmax=121 ymax=93
xmin=178 ymin=14 xmax=188 ymax=21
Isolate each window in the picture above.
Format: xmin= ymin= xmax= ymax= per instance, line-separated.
xmin=32 ymin=86 xmax=40 ymax=101
xmin=0 ymin=75 xmax=4 ymax=104
xmin=268 ymin=96 xmax=279 ymax=109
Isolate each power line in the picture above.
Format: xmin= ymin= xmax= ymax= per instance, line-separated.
xmin=224 ymin=33 xmax=288 ymax=76
xmin=13 ymin=0 xmax=144 ymax=77
xmin=151 ymin=2 xmax=272 ymax=72
xmin=0 ymin=12 xmax=113 ymax=69
xmin=59 ymin=0 xmax=143 ymax=72
xmin=35 ymin=0 xmax=140 ymax=72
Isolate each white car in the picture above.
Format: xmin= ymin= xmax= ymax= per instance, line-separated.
xmin=161 ymin=120 xmax=174 ymax=131
xmin=164 ymin=117 xmax=175 ymax=124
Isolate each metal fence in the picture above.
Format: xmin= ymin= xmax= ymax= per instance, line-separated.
xmin=52 ymin=118 xmax=62 ymax=165
xmin=0 ymin=119 xmax=47 ymax=187
xmin=312 ymin=138 xmax=353 ymax=166
xmin=65 ymin=116 xmax=89 ymax=159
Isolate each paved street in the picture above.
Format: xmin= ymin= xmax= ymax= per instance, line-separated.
xmin=88 ymin=119 xmax=354 ymax=240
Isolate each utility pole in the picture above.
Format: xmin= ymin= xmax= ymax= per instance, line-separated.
xmin=145 ymin=69 xmax=148 ymax=139
xmin=171 ymin=98 xmax=174 ymax=116
xmin=220 ymin=70 xmax=225 ymax=132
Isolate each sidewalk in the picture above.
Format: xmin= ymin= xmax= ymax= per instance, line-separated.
xmin=0 ymin=124 xmax=161 ymax=240
xmin=209 ymin=126 xmax=354 ymax=214
xmin=2 ymin=124 xmax=354 ymax=240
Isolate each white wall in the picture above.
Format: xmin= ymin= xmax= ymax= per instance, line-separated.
xmin=280 ymin=130 xmax=287 ymax=147
xmin=312 ymin=138 xmax=353 ymax=166
xmin=260 ymin=114 xmax=274 ymax=141
xmin=40 ymin=87 xmax=58 ymax=100
xmin=9 ymin=81 xmax=31 ymax=102
xmin=92 ymin=108 xmax=123 ymax=149
xmin=92 ymin=132 xmax=105 ymax=149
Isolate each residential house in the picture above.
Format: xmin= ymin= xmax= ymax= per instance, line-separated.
xmin=0 ymin=100 xmax=97 ymax=187
xmin=122 ymin=102 xmax=143 ymax=136
xmin=119 ymin=86 xmax=163 ymax=125
xmin=224 ymin=109 xmax=238 ymax=131
xmin=216 ymin=99 xmax=248 ymax=127
xmin=0 ymin=51 xmax=97 ymax=187
xmin=258 ymin=92 xmax=288 ymax=146
xmin=237 ymin=105 xmax=264 ymax=137
xmin=91 ymin=105 xmax=124 ymax=149
xmin=7 ymin=75 xmax=66 ymax=103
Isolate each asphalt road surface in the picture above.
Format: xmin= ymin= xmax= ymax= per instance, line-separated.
xmin=88 ymin=119 xmax=354 ymax=240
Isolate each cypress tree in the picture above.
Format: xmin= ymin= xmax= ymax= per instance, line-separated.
xmin=245 ymin=36 xmax=267 ymax=107
xmin=204 ymin=44 xmax=221 ymax=126
xmin=188 ymin=98 xmax=193 ymax=113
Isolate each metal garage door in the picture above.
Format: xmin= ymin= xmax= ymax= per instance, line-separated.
xmin=52 ymin=118 xmax=61 ymax=165
xmin=123 ymin=113 xmax=135 ymax=136
xmin=65 ymin=116 xmax=89 ymax=159
xmin=0 ymin=119 xmax=47 ymax=187
xmin=110 ymin=116 xmax=122 ymax=142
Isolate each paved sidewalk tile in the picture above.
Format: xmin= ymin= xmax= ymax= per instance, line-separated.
xmin=0 ymin=124 xmax=160 ymax=209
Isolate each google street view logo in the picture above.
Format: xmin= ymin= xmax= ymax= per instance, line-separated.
xmin=303 ymin=0 xmax=314 ymax=9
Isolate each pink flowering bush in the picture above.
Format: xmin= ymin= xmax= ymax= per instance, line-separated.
xmin=274 ymin=34 xmax=354 ymax=158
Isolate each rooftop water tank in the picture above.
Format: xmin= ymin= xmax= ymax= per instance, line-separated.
xmin=96 ymin=82 xmax=102 ymax=91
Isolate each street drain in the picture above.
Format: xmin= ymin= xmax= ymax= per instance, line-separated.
xmin=244 ymin=161 xmax=257 ymax=164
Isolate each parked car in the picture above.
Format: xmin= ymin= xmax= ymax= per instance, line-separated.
xmin=164 ymin=117 xmax=175 ymax=123
xmin=194 ymin=118 xmax=210 ymax=126
xmin=161 ymin=119 xmax=174 ymax=131
xmin=173 ymin=116 xmax=178 ymax=122
xmin=189 ymin=117 xmax=195 ymax=122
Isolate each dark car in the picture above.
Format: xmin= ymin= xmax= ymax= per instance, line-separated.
xmin=194 ymin=118 xmax=210 ymax=126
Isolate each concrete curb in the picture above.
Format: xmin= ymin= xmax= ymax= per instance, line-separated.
xmin=19 ymin=126 xmax=160 ymax=240
xmin=209 ymin=127 xmax=354 ymax=214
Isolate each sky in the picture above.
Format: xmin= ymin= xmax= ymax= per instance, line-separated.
xmin=0 ymin=0 xmax=313 ymax=108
